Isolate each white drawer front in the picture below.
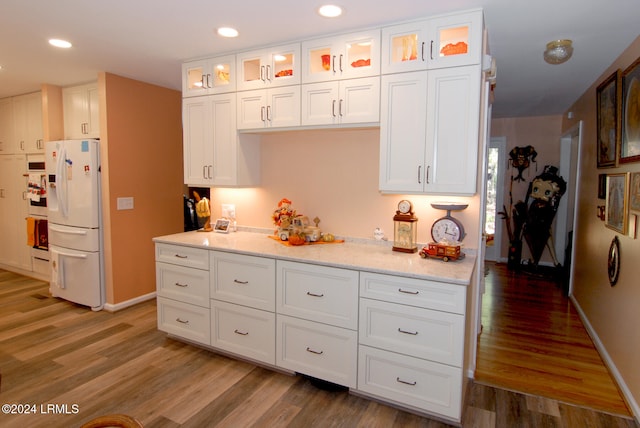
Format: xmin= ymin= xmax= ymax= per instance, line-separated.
xmin=276 ymin=315 xmax=357 ymax=388
xmin=156 ymin=262 xmax=210 ymax=307
xmin=277 ymin=260 xmax=359 ymax=329
xmin=359 ymin=298 xmax=464 ymax=367
xmin=211 ymin=300 xmax=275 ymax=365
xmin=211 ymin=251 xmax=276 ymax=311
xmin=360 ymin=272 xmax=466 ymax=314
xmin=156 ymin=243 xmax=209 ymax=270
xmin=157 ymin=297 xmax=210 ymax=345
xmin=358 ymin=345 xmax=462 ymax=420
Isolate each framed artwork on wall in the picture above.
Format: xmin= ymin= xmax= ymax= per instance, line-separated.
xmin=620 ymin=57 xmax=640 ymax=164
xmin=596 ymin=69 xmax=621 ymax=168
xmin=629 ymin=171 xmax=640 ymax=214
xmin=605 ymin=173 xmax=629 ymax=234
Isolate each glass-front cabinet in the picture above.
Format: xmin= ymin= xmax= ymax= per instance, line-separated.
xmin=381 ymin=9 xmax=483 ymax=73
xmin=236 ymin=44 xmax=300 ymax=91
xmin=182 ymin=55 xmax=236 ymax=97
xmin=301 ymin=30 xmax=380 ymax=84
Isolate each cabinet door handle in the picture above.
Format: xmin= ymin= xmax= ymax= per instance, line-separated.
xmin=398 ymin=328 xmax=418 ymax=335
xmin=398 ymin=288 xmax=419 ymax=295
xmin=233 ymin=279 xmax=249 ymax=284
xmin=421 ymin=41 xmax=425 ymax=61
xmin=208 ymin=165 xmax=213 ymax=179
xmin=174 ymin=282 xmax=188 ymax=287
xmin=306 ymin=291 xmax=324 ymax=297
xmin=339 ymin=99 xmax=343 ymax=117
xmin=202 ymin=165 xmax=207 ymax=179
xmin=306 ymin=347 xmax=323 ymax=355
xmin=426 ymin=165 xmax=430 ymax=184
xmin=234 ymin=329 xmax=249 ymax=336
xmin=396 ymin=377 xmax=417 ymax=386
xmin=430 ymin=40 xmax=434 ymax=60
xmin=261 ymin=106 xmax=266 ymax=122
xmin=339 ymin=54 xmax=343 ymax=72
xmin=174 ymin=254 xmax=188 ymax=259
xmin=332 ymin=55 xmax=336 ymax=73
xmin=417 ymin=166 xmax=422 ymax=184
xmin=176 ymin=318 xmax=189 ymax=324
xmin=266 ymin=105 xmax=272 ymax=121
xmin=200 ymin=75 xmax=206 ymax=89
xmin=266 ymin=64 xmax=271 ymax=82
xmin=260 ymin=65 xmax=266 ymax=82
xmin=332 ymin=100 xmax=336 ymax=117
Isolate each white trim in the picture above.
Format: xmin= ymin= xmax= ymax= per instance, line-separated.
xmin=570 ymin=294 xmax=640 ymax=420
xmin=103 ymin=291 xmax=157 ymax=312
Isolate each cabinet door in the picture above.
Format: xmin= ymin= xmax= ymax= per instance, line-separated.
xmin=13 ymin=92 xmax=44 ymax=153
xmin=237 ymin=44 xmax=300 ymax=91
xmin=63 ymin=83 xmax=100 ymax=139
xmin=0 ymin=155 xmax=31 ymax=270
xmin=301 ymin=82 xmax=339 ymax=126
xmin=237 ymin=90 xmax=267 ymax=130
xmin=209 ymin=94 xmax=238 ymax=185
xmin=266 ymin=86 xmax=300 ymax=128
xmin=182 ymin=96 xmax=213 ymax=185
xmin=425 ymin=65 xmax=480 ymax=195
xmin=379 ymin=71 xmax=428 ymax=193
xmin=339 ymin=76 xmax=380 ymax=124
xmin=0 ymin=98 xmax=16 ymax=153
xmin=426 ymin=10 xmax=483 ymax=69
xmin=381 ymin=20 xmax=429 ymax=74
xmin=182 ymin=55 xmax=236 ymax=97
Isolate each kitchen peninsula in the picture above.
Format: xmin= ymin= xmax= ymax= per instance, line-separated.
xmin=153 ymin=229 xmax=476 ymax=423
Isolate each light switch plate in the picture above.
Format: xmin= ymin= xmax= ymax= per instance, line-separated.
xmin=117 ymin=197 xmax=134 ymax=210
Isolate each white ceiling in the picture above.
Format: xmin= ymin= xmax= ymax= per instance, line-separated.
xmin=1 ymin=0 xmax=638 ymax=118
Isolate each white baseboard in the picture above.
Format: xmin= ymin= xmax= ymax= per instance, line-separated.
xmin=103 ymin=291 xmax=156 ymax=312
xmin=570 ymin=295 xmax=640 ymax=420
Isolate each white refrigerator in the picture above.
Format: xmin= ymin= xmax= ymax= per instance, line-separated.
xmin=46 ymin=139 xmax=104 ymax=310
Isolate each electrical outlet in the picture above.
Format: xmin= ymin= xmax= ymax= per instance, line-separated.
xmin=117 ymin=197 xmax=134 ymax=210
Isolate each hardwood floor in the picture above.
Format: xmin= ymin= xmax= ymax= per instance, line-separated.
xmin=475 ymin=262 xmax=632 ymax=417
xmin=0 ymin=268 xmax=637 ymax=428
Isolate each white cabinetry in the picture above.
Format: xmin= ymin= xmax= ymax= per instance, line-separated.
xmin=63 ymin=82 xmax=100 ymax=139
xmin=236 ymin=44 xmax=300 ymax=91
xmin=301 ymin=30 xmax=380 ymax=83
xmin=0 ymin=98 xmax=15 ymax=153
xmin=236 ymin=86 xmax=300 ymax=130
xmin=276 ymin=260 xmax=358 ymax=387
xmin=210 ymin=251 xmax=276 ymax=365
xmin=0 ymin=155 xmax=31 ymax=271
xmin=182 ymin=55 xmax=236 ymax=97
xmin=156 ymin=243 xmax=210 ymax=346
xmin=357 ymin=272 xmax=466 ymax=420
xmin=379 ymin=66 xmax=481 ymax=195
xmin=13 ymin=92 xmax=44 ymax=152
xmin=183 ymin=94 xmax=260 ymax=186
xmin=301 ymin=77 xmax=380 ymax=126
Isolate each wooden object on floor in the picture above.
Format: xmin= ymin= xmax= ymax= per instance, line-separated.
xmin=0 ymin=269 xmax=636 ymax=428
xmin=475 ymin=262 xmax=631 ymax=416
xmin=80 ymin=414 xmax=144 ymax=428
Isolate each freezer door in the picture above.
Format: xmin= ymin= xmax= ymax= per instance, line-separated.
xmin=46 ymin=140 xmax=100 ymax=228
xmin=50 ymin=245 xmax=102 ymax=308
xmin=48 ymin=223 xmax=100 ymax=252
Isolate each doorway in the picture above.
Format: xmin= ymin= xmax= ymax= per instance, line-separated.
xmin=484 ymin=137 xmax=506 ymax=262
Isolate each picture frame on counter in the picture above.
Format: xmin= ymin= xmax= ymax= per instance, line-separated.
xmin=214 ymin=218 xmax=231 ymax=233
xmin=620 ymin=57 xmax=640 ymax=164
xmin=596 ymin=69 xmax=621 ymax=168
xmin=605 ymin=172 xmax=629 ymax=234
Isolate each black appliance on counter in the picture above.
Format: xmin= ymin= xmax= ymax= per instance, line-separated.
xmin=183 ymin=187 xmax=210 ymax=231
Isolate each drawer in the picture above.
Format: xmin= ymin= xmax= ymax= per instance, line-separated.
xmin=276 ymin=314 xmax=357 ymax=388
xmin=277 ymin=260 xmax=359 ymax=329
xmin=156 ymin=262 xmax=210 ymax=307
xmin=360 ymin=272 xmax=466 ymax=314
xmin=358 ymin=345 xmax=462 ymax=420
xmin=211 ymin=300 xmax=275 ymax=365
xmin=157 ymin=297 xmax=210 ymax=345
xmin=156 ymin=243 xmax=209 ymax=270
xmin=211 ymin=251 xmax=276 ymax=311
xmin=359 ymin=298 xmax=464 ymax=367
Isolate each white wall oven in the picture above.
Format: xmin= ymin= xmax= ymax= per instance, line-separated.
xmin=26 ymin=153 xmax=49 ymax=275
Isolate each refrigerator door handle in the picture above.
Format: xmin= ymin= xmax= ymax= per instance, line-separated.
xmin=49 ymin=225 xmax=88 ymax=236
xmin=56 ymin=250 xmax=88 ymax=259
xmin=55 ymin=146 xmax=69 ymax=217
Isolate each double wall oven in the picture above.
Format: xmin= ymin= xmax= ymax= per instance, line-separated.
xmin=26 ymin=154 xmax=49 ymax=274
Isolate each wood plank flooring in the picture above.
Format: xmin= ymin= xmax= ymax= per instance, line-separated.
xmin=0 ymin=268 xmax=637 ymax=427
xmin=475 ymin=262 xmax=632 ymax=417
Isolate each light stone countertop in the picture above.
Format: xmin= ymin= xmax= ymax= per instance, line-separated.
xmin=153 ymin=229 xmax=476 ymax=286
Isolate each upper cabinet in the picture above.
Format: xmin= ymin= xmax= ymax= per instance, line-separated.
xmin=301 ymin=30 xmax=380 ymax=84
xmin=182 ymin=55 xmax=236 ymax=97
xmin=13 ymin=92 xmax=44 ymax=153
xmin=236 ymin=44 xmax=300 ymax=91
xmin=0 ymin=98 xmax=16 ymax=153
xmin=381 ymin=9 xmax=483 ymax=74
xmin=63 ymin=82 xmax=100 ymax=139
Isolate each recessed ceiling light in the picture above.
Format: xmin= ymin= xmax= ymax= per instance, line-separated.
xmin=318 ymin=5 xmax=343 ymax=18
xmin=217 ymin=27 xmax=239 ymax=38
xmin=49 ymin=38 xmax=72 ymax=48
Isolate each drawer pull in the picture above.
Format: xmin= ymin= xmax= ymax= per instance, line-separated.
xmin=398 ymin=288 xmax=419 ymax=295
xmin=233 ymin=279 xmax=249 ymax=284
xmin=398 ymin=328 xmax=418 ymax=335
xmin=176 ymin=318 xmax=189 ymax=324
xmin=174 ymin=254 xmax=188 ymax=259
xmin=396 ymin=377 xmax=417 ymax=386
xmin=234 ymin=329 xmax=249 ymax=336
xmin=306 ymin=291 xmax=324 ymax=298
xmin=174 ymin=282 xmax=188 ymax=287
xmin=306 ymin=347 xmax=324 ymax=355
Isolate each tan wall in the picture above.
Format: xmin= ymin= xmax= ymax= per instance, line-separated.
xmin=490 ymin=116 xmax=564 ymax=263
xmin=211 ymin=128 xmax=482 ymax=248
xmin=563 ymin=35 xmax=640 ymax=415
xmin=100 ymin=73 xmax=183 ymax=305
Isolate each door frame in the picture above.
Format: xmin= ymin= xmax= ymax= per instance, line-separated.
xmin=485 ymin=137 xmax=506 ymax=262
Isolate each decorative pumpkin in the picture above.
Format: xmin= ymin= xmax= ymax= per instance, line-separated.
xmin=322 ymin=233 xmax=335 ymax=242
xmin=288 ymin=233 xmax=307 ymax=246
